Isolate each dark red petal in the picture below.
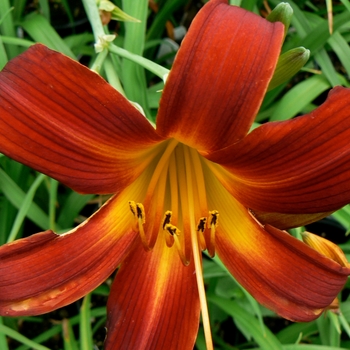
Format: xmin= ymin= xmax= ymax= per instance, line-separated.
xmin=0 ymin=44 xmax=163 ymax=194
xmin=208 ymin=86 xmax=350 ymax=215
xmin=156 ymin=0 xmax=284 ymax=152
xmin=0 ymin=191 xmax=138 ymax=316
xmin=105 ymin=238 xmax=200 ymax=349
xmin=206 ymin=168 xmax=350 ymax=321
xmin=252 ymin=210 xmax=333 ymax=230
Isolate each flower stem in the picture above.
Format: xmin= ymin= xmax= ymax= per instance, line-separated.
xmin=90 ymin=49 xmax=108 ymax=74
xmin=109 ymin=44 xmax=169 ymax=81
xmin=81 ymin=0 xmax=105 ymax=41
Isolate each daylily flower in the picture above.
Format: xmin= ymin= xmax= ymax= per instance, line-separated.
xmin=1 ymin=0 xmax=350 ymax=348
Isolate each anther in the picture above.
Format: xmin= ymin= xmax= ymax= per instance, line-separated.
xmin=207 ymin=210 xmax=219 ymax=258
xmin=162 ymin=210 xmax=172 ymax=230
xmin=197 ymin=217 xmax=207 ymax=233
xmin=164 ymin=223 xmax=180 ymax=236
xmin=129 ymin=201 xmax=136 ymax=217
xmin=197 ymin=217 xmax=207 ymax=251
xmin=164 ymin=224 xmax=189 ymax=266
xmin=136 ymin=203 xmax=145 ymax=223
xmin=209 ymin=210 xmax=219 ymax=228
xmin=129 ymin=201 xmax=150 ymax=251
xmin=162 ymin=211 xmax=174 ymax=247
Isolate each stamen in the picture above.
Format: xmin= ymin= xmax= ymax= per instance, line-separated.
xmin=207 ymin=210 xmax=218 ymax=257
xmin=197 ymin=217 xmax=207 ymax=232
xmin=209 ymin=210 xmax=219 ymax=227
xmin=129 ymin=201 xmax=151 ymax=251
xmin=162 ymin=210 xmax=172 ymax=229
xmin=197 ymin=217 xmax=207 ymax=251
xmin=165 ymin=223 xmax=179 ymax=236
xmin=136 ymin=203 xmax=145 ymax=223
xmin=129 ymin=201 xmax=136 ymax=216
xmin=128 ymin=200 xmax=138 ymax=231
xmin=142 ymin=140 xmax=178 ymax=249
xmin=189 ymin=147 xmax=209 ymax=220
xmin=164 ymin=224 xmax=189 ymax=266
xmin=143 ymin=139 xmax=178 ymax=207
xmin=162 ymin=211 xmax=174 ymax=247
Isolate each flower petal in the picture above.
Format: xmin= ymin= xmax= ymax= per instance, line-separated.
xmin=0 ymin=44 xmax=163 ymax=194
xmin=105 ymin=236 xmax=200 ymax=349
xmin=156 ymin=0 xmax=283 ymax=152
xmin=205 ymin=168 xmax=350 ymax=321
xmin=251 ymin=210 xmax=333 ymax=230
xmin=208 ymin=86 xmax=350 ymax=216
xmin=302 ymin=231 xmax=350 ymax=267
xmin=0 ymin=179 xmax=143 ymax=316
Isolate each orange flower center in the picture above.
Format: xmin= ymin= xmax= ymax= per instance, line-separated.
xmin=128 ymin=138 xmax=218 ymax=265
xmin=128 ymin=138 xmax=216 ymax=349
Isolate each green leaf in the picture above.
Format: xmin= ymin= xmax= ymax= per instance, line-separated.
xmin=0 ymin=168 xmax=50 ymax=230
xmin=314 ymin=49 xmax=341 ymax=87
xmin=328 ymin=31 xmax=350 ymax=78
xmin=210 ymin=255 xmax=265 ymax=331
xmin=0 ymin=0 xmax=19 ymax=59
xmin=80 ymin=294 xmax=93 ymax=350
xmin=6 ymin=173 xmax=46 ymax=243
xmin=299 ymin=10 xmax=350 ymax=55
xmin=276 ymin=321 xmax=317 ymax=343
xmin=20 ymin=13 xmax=76 ymax=58
xmin=0 ymin=323 xmax=50 ymax=350
xmin=282 ymin=346 xmax=347 ymax=350
xmin=63 ymin=319 xmax=79 ymax=350
xmin=0 ymin=318 xmax=9 ymax=350
xmin=209 ymin=296 xmax=283 ymax=350
xmin=57 ymin=192 xmax=94 ymax=229
xmin=38 ymin=0 xmax=50 ymax=21
xmin=0 ymin=36 xmax=8 ymax=70
xmin=270 ymin=74 xmax=330 ymax=121
xmin=121 ymin=0 xmax=150 ymax=116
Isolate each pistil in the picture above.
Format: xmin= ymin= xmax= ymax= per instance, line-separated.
xmin=183 ymin=146 xmax=214 ymax=350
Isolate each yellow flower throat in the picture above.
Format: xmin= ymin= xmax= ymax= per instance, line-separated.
xmin=128 ymin=138 xmax=216 ymax=349
xmin=128 ymin=138 xmax=219 ymax=266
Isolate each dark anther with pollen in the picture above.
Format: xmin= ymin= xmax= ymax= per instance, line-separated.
xmin=210 ymin=211 xmax=218 ymax=226
xmin=197 ymin=218 xmax=207 ymax=233
xmin=166 ymin=225 xmax=177 ymax=236
xmin=163 ymin=211 xmax=172 ymax=229
xmin=136 ymin=205 xmax=143 ymax=219
xmin=129 ymin=201 xmax=136 ymax=216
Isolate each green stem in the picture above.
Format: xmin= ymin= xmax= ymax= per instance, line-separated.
xmin=109 ymin=43 xmax=169 ymax=80
xmin=0 ymin=35 xmax=34 ymax=47
xmin=104 ymin=54 xmax=126 ymax=96
xmin=81 ymin=0 xmax=105 ymax=41
xmin=49 ymin=178 xmax=59 ymax=231
xmin=7 ymin=173 xmax=46 ymax=243
xmin=90 ymin=48 xmax=108 ymax=73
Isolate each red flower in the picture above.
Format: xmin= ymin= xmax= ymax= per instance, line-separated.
xmin=1 ymin=0 xmax=350 ymax=348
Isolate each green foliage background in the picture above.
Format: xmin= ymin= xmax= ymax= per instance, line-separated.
xmin=1 ymin=0 xmax=350 ymax=349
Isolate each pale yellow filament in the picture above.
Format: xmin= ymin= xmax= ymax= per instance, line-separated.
xmin=183 ymin=146 xmax=213 ymax=350
xmin=144 ymin=138 xmax=178 ymax=199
